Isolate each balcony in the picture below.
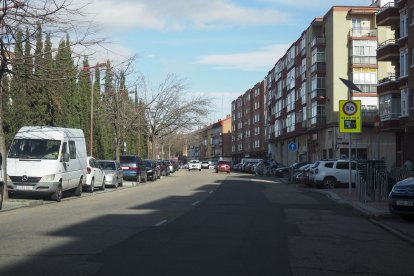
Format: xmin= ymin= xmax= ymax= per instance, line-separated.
xmin=356 ymin=84 xmax=377 ymax=94
xmin=376 ymin=1 xmax=399 ymax=26
xmin=310 ymin=115 xmax=326 ymax=127
xmin=311 ymin=36 xmax=326 ymax=48
xmin=310 ymin=88 xmax=326 ymax=100
xmin=350 ymin=56 xmax=377 ymax=66
xmin=349 ymin=28 xmax=377 ymax=39
xmin=377 ymin=39 xmax=399 ymax=62
xmin=310 ymin=62 xmax=326 ymax=74
xmin=377 ymin=73 xmax=399 ymax=94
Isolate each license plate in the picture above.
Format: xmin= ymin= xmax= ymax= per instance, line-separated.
xmin=396 ymin=200 xmax=414 ymax=207
xmin=15 ymin=185 xmax=34 ymax=191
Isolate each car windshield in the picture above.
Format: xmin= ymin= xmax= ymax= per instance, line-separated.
xmin=120 ymin=156 xmax=136 ymax=164
xmin=144 ymin=160 xmax=152 ymax=167
xmin=98 ymin=161 xmax=116 ymax=170
xmin=190 ymin=160 xmax=199 ymax=163
xmin=8 ymin=139 xmax=61 ymax=160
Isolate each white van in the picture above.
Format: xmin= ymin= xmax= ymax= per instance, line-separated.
xmin=7 ymin=126 xmax=87 ymax=201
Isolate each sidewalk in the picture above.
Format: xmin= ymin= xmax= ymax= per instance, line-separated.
xmin=276 ymin=177 xmax=414 ymax=245
xmin=1 ymin=198 xmax=44 ymax=211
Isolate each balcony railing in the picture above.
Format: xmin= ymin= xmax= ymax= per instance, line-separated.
xmin=376 ymin=1 xmax=396 ymax=14
xmin=311 ymin=88 xmax=326 ymax=99
xmin=378 ymin=73 xmax=399 ymax=84
xmin=378 ymin=39 xmax=397 ymax=49
xmin=349 ymin=28 xmax=377 ymax=38
xmin=380 ymin=113 xmax=401 ymax=121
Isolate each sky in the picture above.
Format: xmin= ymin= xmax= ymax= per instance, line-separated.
xmin=78 ymin=0 xmax=373 ymax=123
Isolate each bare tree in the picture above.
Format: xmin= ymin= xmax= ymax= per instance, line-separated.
xmin=140 ymin=74 xmax=211 ymax=159
xmin=0 ymin=0 xmax=103 ymax=202
xmin=100 ymin=58 xmax=145 ymax=161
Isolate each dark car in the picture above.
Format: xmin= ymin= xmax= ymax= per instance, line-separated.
xmin=120 ymin=155 xmax=147 ymax=183
xmin=144 ymin=159 xmax=160 ymax=181
xmin=216 ymin=160 xmax=230 ymax=174
xmin=388 ymin=177 xmax=414 ymax=220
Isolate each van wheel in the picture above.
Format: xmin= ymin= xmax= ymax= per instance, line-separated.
xmin=87 ymin=179 xmax=94 ymax=193
xmin=74 ymin=179 xmax=82 ymax=197
xmin=323 ymin=177 xmax=336 ymax=189
xmin=51 ymin=183 xmax=63 ymax=202
xmin=100 ymin=178 xmax=105 ymax=191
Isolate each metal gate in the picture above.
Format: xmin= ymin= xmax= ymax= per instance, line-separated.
xmin=356 ymin=160 xmax=388 ymax=202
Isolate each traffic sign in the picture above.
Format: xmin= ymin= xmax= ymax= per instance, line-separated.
xmin=339 ymin=100 xmax=361 ymax=133
xmin=288 ymin=142 xmax=297 ymax=151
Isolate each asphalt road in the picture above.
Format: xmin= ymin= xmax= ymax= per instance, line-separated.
xmin=1 ymin=170 xmax=414 ymax=275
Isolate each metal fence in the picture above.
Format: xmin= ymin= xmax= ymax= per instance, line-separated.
xmin=356 ymin=160 xmax=389 ymax=202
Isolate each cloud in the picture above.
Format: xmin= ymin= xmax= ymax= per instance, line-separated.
xmin=196 ymin=44 xmax=290 ymax=71
xmin=260 ymin=0 xmax=372 ymax=9
xmin=79 ymin=0 xmax=290 ymax=31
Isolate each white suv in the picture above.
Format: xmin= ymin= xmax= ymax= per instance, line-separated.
xmin=188 ymin=160 xmax=201 ymax=171
xmin=309 ymin=160 xmax=357 ymax=188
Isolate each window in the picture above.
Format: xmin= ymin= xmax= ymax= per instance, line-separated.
xmin=69 ymin=141 xmax=76 ymax=159
xmin=401 ymin=88 xmax=409 ymax=117
xmin=401 ymin=10 xmax=408 ymax=38
xmin=311 ymin=47 xmax=325 ymax=64
xmin=352 ymin=68 xmax=377 ymax=84
xmin=287 ymin=67 xmax=296 ymax=90
xmin=401 ymin=48 xmax=409 ymax=77
xmin=324 ymin=162 xmax=334 ymax=168
xmin=336 ymin=162 xmax=349 ymax=170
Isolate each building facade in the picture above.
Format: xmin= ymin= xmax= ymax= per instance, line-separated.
xmin=376 ymin=0 xmax=414 ymax=166
xmin=231 ymin=81 xmax=267 ymax=163
xmin=266 ymin=5 xmax=396 ymax=167
xmin=187 ymin=116 xmax=232 ymax=162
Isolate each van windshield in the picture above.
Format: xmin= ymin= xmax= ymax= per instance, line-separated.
xmin=8 ymin=139 xmax=61 ymax=160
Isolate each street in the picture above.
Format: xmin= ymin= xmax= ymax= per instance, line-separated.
xmin=1 ymin=170 xmax=414 ymax=275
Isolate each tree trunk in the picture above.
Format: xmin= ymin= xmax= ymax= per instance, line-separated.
xmin=0 ymin=84 xmax=8 ymax=200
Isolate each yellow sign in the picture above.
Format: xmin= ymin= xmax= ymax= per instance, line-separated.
xmin=339 ymin=100 xmax=361 ymax=133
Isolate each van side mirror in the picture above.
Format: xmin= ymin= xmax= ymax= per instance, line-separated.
xmin=61 ymin=153 xmax=70 ymax=163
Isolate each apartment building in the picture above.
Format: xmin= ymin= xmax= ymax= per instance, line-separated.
xmin=376 ymin=0 xmax=414 ymax=166
xmin=187 ymin=116 xmax=232 ymax=162
xmin=266 ymin=5 xmax=396 ymax=167
xmin=231 ymin=81 xmax=267 ymax=163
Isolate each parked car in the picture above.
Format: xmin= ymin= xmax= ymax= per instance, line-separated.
xmin=98 ymin=160 xmax=123 ymax=188
xmin=216 ymin=160 xmax=230 ymax=174
xmin=201 ymin=161 xmax=210 ymax=169
xmin=7 ymin=126 xmax=87 ymax=202
xmin=188 ymin=160 xmax=201 ymax=171
xmin=85 ymin=156 xmax=105 ymax=192
xmin=388 ymin=177 xmax=414 ymax=220
xmin=144 ymin=159 xmax=160 ymax=181
xmin=309 ymin=160 xmax=357 ymax=189
xmin=120 ymin=155 xmax=147 ymax=183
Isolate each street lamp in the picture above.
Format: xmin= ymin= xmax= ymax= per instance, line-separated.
xmin=82 ymin=63 xmax=106 ymax=156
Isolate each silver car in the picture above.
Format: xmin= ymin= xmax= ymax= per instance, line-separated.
xmin=98 ymin=160 xmax=123 ymax=188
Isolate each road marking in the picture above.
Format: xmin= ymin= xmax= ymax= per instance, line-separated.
xmin=153 ymin=219 xmax=168 ymax=227
xmin=192 ymin=201 xmax=200 ymax=206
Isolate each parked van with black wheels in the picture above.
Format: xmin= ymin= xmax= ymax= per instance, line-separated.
xmin=7 ymin=126 xmax=87 ymax=202
xmin=120 ymin=155 xmax=147 ymax=183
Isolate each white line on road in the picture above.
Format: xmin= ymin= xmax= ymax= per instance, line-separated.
xmin=153 ymin=219 xmax=168 ymax=227
xmin=192 ymin=201 xmax=200 ymax=206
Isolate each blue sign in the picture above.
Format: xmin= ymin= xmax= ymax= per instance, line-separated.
xmin=288 ymin=142 xmax=297 ymax=151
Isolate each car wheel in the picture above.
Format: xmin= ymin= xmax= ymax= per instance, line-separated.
xmin=323 ymin=177 xmax=336 ymax=189
xmin=101 ymin=178 xmax=106 ymax=191
xmin=87 ymin=178 xmax=94 ymax=193
xmin=74 ymin=179 xmax=83 ymax=197
xmin=199 ymin=169 xmax=201 ymax=171
xmin=51 ymin=182 xmax=63 ymax=202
